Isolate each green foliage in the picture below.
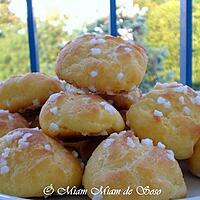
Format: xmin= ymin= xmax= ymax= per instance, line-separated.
xmin=0 ymin=1 xmax=29 ymax=80
xmin=136 ymin=0 xmax=200 ymax=90
xmin=0 ymin=1 xmax=75 ymax=80
xmin=192 ymin=1 xmax=200 ymax=89
xmin=36 ymin=16 xmax=75 ymax=76
xmin=144 ymin=0 xmax=179 ymax=80
xmin=0 ymin=0 xmax=18 ymax=25
xmin=0 ymin=28 xmax=29 ymax=79
xmin=0 ymin=0 xmax=199 ymax=91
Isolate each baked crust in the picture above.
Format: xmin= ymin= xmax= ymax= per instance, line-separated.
xmin=0 ymin=73 xmax=62 ymax=112
xmin=0 ymin=128 xmax=83 ymax=197
xmin=39 ymin=92 xmax=125 ymax=137
xmin=0 ymin=109 xmax=28 ymax=137
xmin=83 ymin=130 xmax=187 ymax=200
xmin=100 ymin=87 xmax=142 ymax=110
xmin=56 ymin=34 xmax=147 ymax=94
xmin=126 ymin=82 xmax=200 ymax=159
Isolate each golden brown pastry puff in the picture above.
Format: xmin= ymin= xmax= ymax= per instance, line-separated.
xmin=188 ymin=139 xmax=200 ymax=177
xmin=39 ymin=92 xmax=125 ymax=138
xmin=0 ymin=128 xmax=83 ymax=197
xmin=61 ymin=80 xmax=87 ymax=95
xmin=56 ymin=34 xmax=148 ymax=94
xmin=83 ymin=130 xmax=187 ymax=200
xmin=126 ymin=82 xmax=200 ymax=160
xmin=0 ymin=73 xmax=62 ymax=112
xmin=100 ymin=87 xmax=142 ymax=110
xmin=0 ymin=109 xmax=28 ymax=137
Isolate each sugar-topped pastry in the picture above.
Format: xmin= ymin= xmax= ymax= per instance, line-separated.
xmin=39 ymin=92 xmax=125 ymax=138
xmin=83 ymin=130 xmax=187 ymax=200
xmin=126 ymin=82 xmax=200 ymax=159
xmin=61 ymin=80 xmax=87 ymax=95
xmin=100 ymin=86 xmax=142 ymax=110
xmin=188 ymin=138 xmax=200 ymax=177
xmin=0 ymin=128 xmax=83 ymax=197
xmin=0 ymin=109 xmax=28 ymax=137
xmin=56 ymin=34 xmax=148 ymax=94
xmin=0 ymin=73 xmax=62 ymax=112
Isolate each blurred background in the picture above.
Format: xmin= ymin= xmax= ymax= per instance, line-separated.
xmin=0 ymin=0 xmax=199 ymax=92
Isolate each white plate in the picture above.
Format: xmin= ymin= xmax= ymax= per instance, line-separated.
xmin=0 ymin=161 xmax=199 ymax=200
